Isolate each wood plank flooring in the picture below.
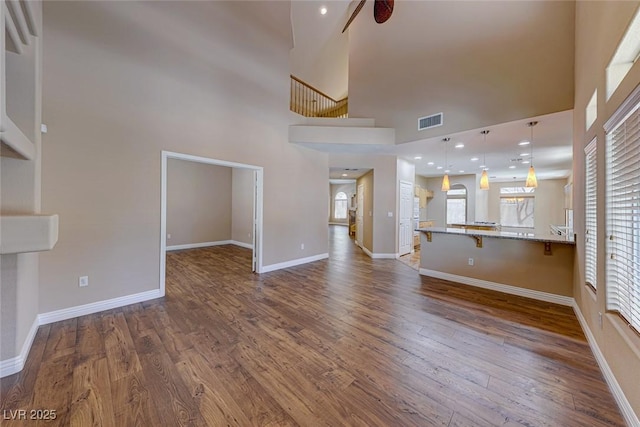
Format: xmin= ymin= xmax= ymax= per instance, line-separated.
xmin=0 ymin=226 xmax=625 ymax=426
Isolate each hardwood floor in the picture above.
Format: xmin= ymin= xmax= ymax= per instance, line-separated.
xmin=0 ymin=225 xmax=625 ymax=426
xmin=398 ymin=248 xmax=420 ymax=270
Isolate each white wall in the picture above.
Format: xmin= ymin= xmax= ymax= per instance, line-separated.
xmin=0 ymin=2 xmax=42 ymax=366
xmin=38 ymin=1 xmax=329 ymax=314
xmin=289 ymin=1 xmax=349 ymax=100
xmin=232 ymin=168 xmax=254 ymax=246
xmin=167 ymin=159 xmax=232 ymax=246
xmin=573 ymin=1 xmax=640 ymax=419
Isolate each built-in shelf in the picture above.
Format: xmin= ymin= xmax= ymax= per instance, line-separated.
xmin=0 ymin=214 xmax=59 ymax=254
xmin=1 ymin=116 xmax=35 ymax=159
xmin=2 ymin=0 xmax=39 ymax=160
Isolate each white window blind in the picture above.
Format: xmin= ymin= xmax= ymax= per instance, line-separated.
xmin=585 ymin=139 xmax=597 ymax=289
xmin=605 ymin=90 xmax=640 ymax=333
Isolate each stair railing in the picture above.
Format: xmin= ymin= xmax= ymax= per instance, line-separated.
xmin=290 ymin=75 xmax=348 ymax=118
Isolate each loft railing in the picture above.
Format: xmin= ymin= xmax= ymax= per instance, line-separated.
xmin=290 ymin=75 xmax=348 ymax=118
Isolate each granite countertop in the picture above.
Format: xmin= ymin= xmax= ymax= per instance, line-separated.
xmin=415 ymin=226 xmax=576 ymax=245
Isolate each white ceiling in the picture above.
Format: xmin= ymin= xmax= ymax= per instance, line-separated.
xmin=291 ymin=1 xmax=575 ymax=183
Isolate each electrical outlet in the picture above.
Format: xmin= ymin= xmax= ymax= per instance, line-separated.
xmin=167 ymin=233 xmax=171 ymax=240
xmin=79 ymin=276 xmax=89 ymax=287
xmin=301 ymin=243 xmax=305 ymax=250
xmin=468 ymin=258 xmax=474 ymax=266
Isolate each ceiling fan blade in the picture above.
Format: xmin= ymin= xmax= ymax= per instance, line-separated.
xmin=374 ymin=0 xmax=393 ymax=24
xmin=342 ymin=0 xmax=367 ymax=33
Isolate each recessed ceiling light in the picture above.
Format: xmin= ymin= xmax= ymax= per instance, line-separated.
xmin=436 ymin=166 xmax=443 ymax=170
xmin=479 ymin=165 xmax=486 ymax=168
xmin=522 ymin=160 xmax=530 ymax=164
xmin=509 ymin=165 xmax=516 ymax=169
xmin=459 ymin=170 xmax=465 ymax=173
xmin=455 ymin=143 xmax=464 ymax=149
xmin=445 ymin=169 xmax=450 ymax=173
xmin=320 ymin=6 xmax=328 ymax=15
xmin=427 ymin=161 xmax=434 ymax=166
xmin=341 ymin=173 xmax=348 ymax=177
xmin=520 ymin=153 xmax=530 ymax=157
xmin=519 ymin=140 xmax=530 ymax=146
xmin=414 ymin=156 xmax=422 ymax=160
xmin=470 ymin=157 xmax=479 ymax=162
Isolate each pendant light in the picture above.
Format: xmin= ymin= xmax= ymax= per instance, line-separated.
xmin=441 ymin=137 xmax=451 ymax=191
xmin=479 ymin=130 xmax=490 ymax=190
xmin=525 ymin=121 xmax=538 ymax=188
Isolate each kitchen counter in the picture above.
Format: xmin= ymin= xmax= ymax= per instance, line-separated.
xmin=416 ymin=227 xmax=575 ymax=245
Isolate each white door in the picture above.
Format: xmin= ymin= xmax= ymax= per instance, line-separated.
xmin=356 ymin=183 xmax=364 ymax=247
xmin=399 ymin=180 xmax=413 ymax=256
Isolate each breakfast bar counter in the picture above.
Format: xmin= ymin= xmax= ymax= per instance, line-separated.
xmin=416 ymin=227 xmax=576 ymax=304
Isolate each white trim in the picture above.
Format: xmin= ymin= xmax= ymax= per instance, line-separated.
xmin=361 ymin=246 xmax=373 ymax=257
xmin=167 ymin=240 xmax=233 ymax=251
xmin=372 ymin=253 xmax=398 ymax=259
xmin=160 ymin=153 xmax=167 ymax=296
xmin=261 ymin=253 xmax=328 ymax=273
xmin=419 ymin=268 xmax=574 ymax=306
xmin=604 ymin=81 xmax=640 ymax=133
xmin=572 ymin=303 xmax=640 ymax=427
xmin=38 ymin=289 xmax=162 ymax=325
xmin=1 ymin=289 xmax=162 ymax=378
xmin=361 ymin=246 xmax=398 ymax=259
xmin=231 ymin=240 xmax=254 ymax=250
xmin=328 ymin=222 xmax=348 ymax=226
xmin=0 ymin=317 xmax=39 ymax=378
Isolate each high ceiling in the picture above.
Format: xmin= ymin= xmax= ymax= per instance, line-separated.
xmin=290 ymin=0 xmax=576 ymax=182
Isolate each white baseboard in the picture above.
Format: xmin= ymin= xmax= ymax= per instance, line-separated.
xmin=167 ymin=240 xmax=253 ymax=251
xmin=166 ymin=240 xmax=232 ymax=251
xmin=419 ymin=268 xmax=574 ymax=306
xmin=572 ymin=303 xmax=640 ymax=427
xmin=361 ymin=246 xmax=397 ymax=259
xmin=0 ymin=317 xmax=40 ymax=378
xmin=38 ymin=289 xmax=163 ymax=325
xmin=261 ymin=253 xmax=329 ymax=273
xmin=1 ymin=288 xmax=163 ymax=378
xmin=230 ymin=240 xmax=253 ymax=250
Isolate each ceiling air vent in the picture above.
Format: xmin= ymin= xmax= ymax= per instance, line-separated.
xmin=418 ymin=113 xmax=443 ymax=131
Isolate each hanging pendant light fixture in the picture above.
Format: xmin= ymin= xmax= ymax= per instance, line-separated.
xmin=441 ymin=137 xmax=451 ymax=191
xmin=525 ymin=121 xmax=538 ymax=188
xmin=479 ymin=130 xmax=490 ymax=190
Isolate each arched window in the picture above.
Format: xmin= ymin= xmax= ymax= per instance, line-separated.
xmin=446 ymin=184 xmax=467 ymax=225
xmin=334 ymin=192 xmax=348 ymax=219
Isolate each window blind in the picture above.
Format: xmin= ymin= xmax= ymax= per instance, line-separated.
xmin=606 ymin=96 xmax=640 ymax=333
xmin=585 ymin=139 xmax=597 ymax=289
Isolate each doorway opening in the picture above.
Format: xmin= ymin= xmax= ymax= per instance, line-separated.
xmin=159 ymin=151 xmax=264 ymax=296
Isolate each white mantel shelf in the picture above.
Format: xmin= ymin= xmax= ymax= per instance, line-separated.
xmin=0 ymin=214 xmax=59 ymax=254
